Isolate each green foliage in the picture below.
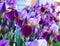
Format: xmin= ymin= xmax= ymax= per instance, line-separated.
xmin=53 ymin=41 xmax=60 ymax=46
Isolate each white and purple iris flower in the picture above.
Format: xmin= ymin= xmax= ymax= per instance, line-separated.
xmin=50 ymin=22 xmax=59 ymax=33
xmin=25 ymin=39 xmax=47 ymax=46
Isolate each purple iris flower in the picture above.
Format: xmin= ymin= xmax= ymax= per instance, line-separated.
xmin=56 ymin=34 xmax=60 ymax=42
xmin=14 ymin=10 xmax=19 ymax=17
xmin=16 ymin=19 xmax=23 ymax=27
xmin=43 ymin=16 xmax=50 ymax=26
xmin=25 ymin=39 xmax=47 ymax=46
xmin=0 ymin=40 xmax=9 ymax=46
xmin=21 ymin=25 xmax=33 ymax=37
xmin=42 ymin=32 xmax=50 ymax=42
xmin=7 ymin=0 xmax=15 ymax=7
xmin=5 ymin=11 xmax=14 ymax=22
xmin=9 ymin=9 xmax=19 ymax=18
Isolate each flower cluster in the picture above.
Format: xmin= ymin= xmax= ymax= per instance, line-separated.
xmin=0 ymin=0 xmax=60 ymax=46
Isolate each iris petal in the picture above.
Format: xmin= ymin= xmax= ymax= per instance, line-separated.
xmin=2 ymin=19 xmax=7 ymax=27
xmin=42 ymin=32 xmax=50 ymax=42
xmin=37 ymin=28 xmax=42 ymax=38
xmin=6 ymin=12 xmax=14 ymax=22
xmin=21 ymin=25 xmax=33 ymax=37
xmin=14 ymin=10 xmax=19 ymax=17
xmin=0 ymin=3 xmax=6 ymax=14
xmin=0 ymin=40 xmax=9 ymax=46
xmin=56 ymin=34 xmax=60 ymax=42
xmin=16 ymin=20 xmax=23 ymax=27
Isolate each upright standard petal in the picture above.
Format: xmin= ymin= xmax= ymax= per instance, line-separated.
xmin=0 ymin=3 xmax=6 ymax=14
xmin=6 ymin=12 xmax=14 ymax=22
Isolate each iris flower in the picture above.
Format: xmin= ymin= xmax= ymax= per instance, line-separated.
xmin=25 ymin=39 xmax=47 ymax=46
xmin=6 ymin=11 xmax=14 ymax=22
xmin=50 ymin=23 xmax=59 ymax=33
xmin=42 ymin=32 xmax=50 ymax=42
xmin=0 ymin=40 xmax=9 ymax=46
xmin=14 ymin=10 xmax=19 ymax=17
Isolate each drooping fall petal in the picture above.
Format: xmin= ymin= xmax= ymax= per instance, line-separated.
xmin=16 ymin=19 xmax=23 ymax=27
xmin=56 ymin=34 xmax=60 ymax=42
xmin=21 ymin=25 xmax=33 ymax=37
xmin=42 ymin=32 xmax=50 ymax=42
xmin=0 ymin=40 xmax=9 ymax=46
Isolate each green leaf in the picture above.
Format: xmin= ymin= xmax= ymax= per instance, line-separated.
xmin=52 ymin=41 xmax=60 ymax=46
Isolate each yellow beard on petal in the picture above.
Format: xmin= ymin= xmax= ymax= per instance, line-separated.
xmin=28 ymin=21 xmax=32 ymax=26
xmin=46 ymin=30 xmax=51 ymax=33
